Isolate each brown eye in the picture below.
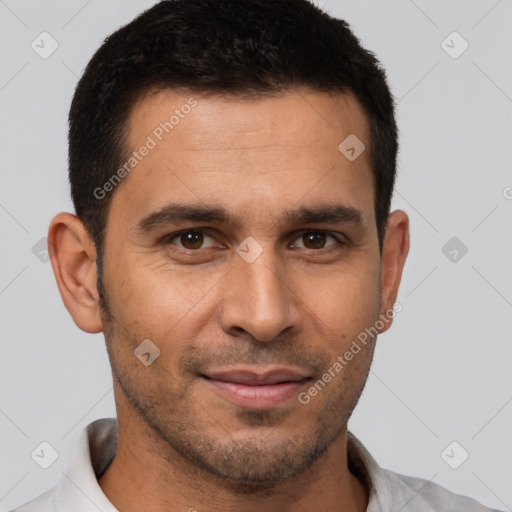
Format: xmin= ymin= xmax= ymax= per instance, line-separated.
xmin=293 ymin=231 xmax=340 ymax=251
xmin=167 ymin=230 xmax=217 ymax=250
xmin=302 ymin=232 xmax=327 ymax=249
xmin=180 ymin=231 xmax=204 ymax=249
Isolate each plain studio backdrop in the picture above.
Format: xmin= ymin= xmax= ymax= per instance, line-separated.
xmin=1 ymin=0 xmax=511 ymax=510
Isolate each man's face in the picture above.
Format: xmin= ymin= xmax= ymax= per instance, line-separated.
xmin=100 ymin=88 xmax=384 ymax=486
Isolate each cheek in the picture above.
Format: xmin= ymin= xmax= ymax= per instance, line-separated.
xmin=107 ymin=255 xmax=222 ymax=341
xmin=106 ymin=241 xmax=380 ymax=349
xmin=301 ymin=264 xmax=381 ymax=342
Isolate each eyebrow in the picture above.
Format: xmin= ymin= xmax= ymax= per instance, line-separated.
xmin=134 ymin=201 xmax=364 ymax=234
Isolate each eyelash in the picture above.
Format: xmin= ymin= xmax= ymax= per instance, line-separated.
xmin=163 ymin=229 xmax=347 ymax=255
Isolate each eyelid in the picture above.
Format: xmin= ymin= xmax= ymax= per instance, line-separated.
xmin=290 ymin=229 xmax=345 ymax=249
xmin=163 ymin=228 xmax=347 ymax=252
xmin=164 ymin=229 xmax=220 ymax=250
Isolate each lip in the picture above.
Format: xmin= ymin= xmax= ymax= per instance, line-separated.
xmin=201 ymin=366 xmax=312 ymax=410
xmin=204 ymin=366 xmax=311 ymax=385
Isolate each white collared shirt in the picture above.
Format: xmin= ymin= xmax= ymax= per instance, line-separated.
xmin=11 ymin=417 xmax=503 ymax=512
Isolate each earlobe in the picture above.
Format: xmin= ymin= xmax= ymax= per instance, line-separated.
xmin=48 ymin=212 xmax=103 ymax=333
xmin=378 ymin=210 xmax=410 ymax=334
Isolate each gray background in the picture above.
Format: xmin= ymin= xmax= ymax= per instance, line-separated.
xmin=1 ymin=0 xmax=511 ymax=510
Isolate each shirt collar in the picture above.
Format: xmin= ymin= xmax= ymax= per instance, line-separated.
xmin=347 ymin=431 xmax=438 ymax=511
xmin=54 ymin=418 xmax=118 ymax=511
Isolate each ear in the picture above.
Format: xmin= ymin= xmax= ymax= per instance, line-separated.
xmin=378 ymin=209 xmax=410 ymax=334
xmin=48 ymin=212 xmax=103 ymax=333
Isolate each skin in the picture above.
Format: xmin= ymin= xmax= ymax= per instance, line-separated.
xmin=49 ymin=88 xmax=409 ymax=512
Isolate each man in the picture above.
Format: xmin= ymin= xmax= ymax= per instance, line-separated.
xmin=12 ymin=0 xmax=503 ymax=511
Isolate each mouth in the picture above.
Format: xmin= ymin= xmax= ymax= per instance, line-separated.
xmin=200 ymin=367 xmax=313 ymax=410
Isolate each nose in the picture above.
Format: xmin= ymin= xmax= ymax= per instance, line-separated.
xmin=218 ymin=247 xmax=303 ymax=343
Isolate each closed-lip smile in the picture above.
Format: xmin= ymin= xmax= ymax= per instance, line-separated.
xmin=201 ymin=366 xmax=312 ymax=409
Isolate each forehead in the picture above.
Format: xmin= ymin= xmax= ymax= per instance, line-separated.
xmin=128 ymin=87 xmax=371 ymax=153
xmin=111 ymin=87 xmax=375 ymax=230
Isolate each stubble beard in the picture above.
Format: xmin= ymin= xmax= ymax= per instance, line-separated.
xmin=96 ymin=273 xmax=374 ymax=494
